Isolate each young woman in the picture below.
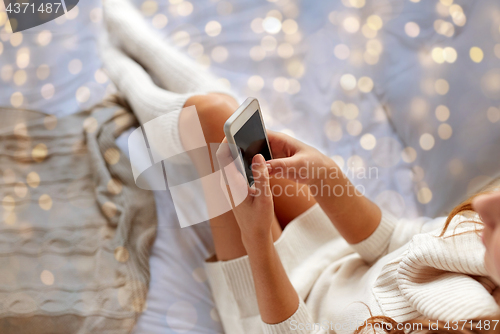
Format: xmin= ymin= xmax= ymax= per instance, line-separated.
xmin=187 ymin=93 xmax=500 ymax=334
xmin=101 ymin=1 xmax=500 ymax=332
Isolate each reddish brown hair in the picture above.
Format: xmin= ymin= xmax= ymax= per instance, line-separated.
xmin=437 ymin=189 xmax=491 ymax=238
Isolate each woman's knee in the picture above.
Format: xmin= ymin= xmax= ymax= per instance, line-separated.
xmin=184 ymin=93 xmax=238 ymax=118
xmin=184 ymin=93 xmax=238 ymax=143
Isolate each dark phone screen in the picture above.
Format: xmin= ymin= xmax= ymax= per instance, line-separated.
xmin=233 ymin=111 xmax=272 ymax=186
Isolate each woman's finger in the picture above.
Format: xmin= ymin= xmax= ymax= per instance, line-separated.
xmin=267 ymin=130 xmax=299 ymax=159
xmin=266 ymin=156 xmax=301 ymax=178
xmin=251 ymin=154 xmax=273 ymax=205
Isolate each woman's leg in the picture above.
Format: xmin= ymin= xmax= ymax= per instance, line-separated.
xmin=103 ymin=0 xmax=315 ymax=260
xmin=180 ymin=93 xmax=316 ymax=261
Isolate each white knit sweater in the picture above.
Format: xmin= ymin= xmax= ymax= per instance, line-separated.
xmin=205 ymin=204 xmax=500 ymax=334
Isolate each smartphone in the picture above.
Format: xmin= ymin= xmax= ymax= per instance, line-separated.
xmin=224 ymin=98 xmax=273 ymax=186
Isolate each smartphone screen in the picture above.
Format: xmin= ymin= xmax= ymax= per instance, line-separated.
xmin=233 ymin=111 xmax=272 ymax=186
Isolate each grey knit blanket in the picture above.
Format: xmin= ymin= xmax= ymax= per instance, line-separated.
xmin=0 ymin=100 xmax=157 ymax=333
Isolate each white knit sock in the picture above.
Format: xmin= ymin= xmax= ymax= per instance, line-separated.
xmin=103 ymin=0 xmax=233 ymax=97
xmin=101 ymin=0 xmax=240 ymax=165
xmin=100 ymin=43 xmax=191 ymax=160
xmin=100 ymin=45 xmax=189 ymax=121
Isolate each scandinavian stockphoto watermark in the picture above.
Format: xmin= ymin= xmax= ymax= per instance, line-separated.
xmin=128 ymin=106 xmax=378 ymax=228
xmin=254 ymin=161 xmax=377 ymax=200
xmin=290 ymin=319 xmax=423 ymax=332
xmin=290 ymin=319 xmax=499 ymax=332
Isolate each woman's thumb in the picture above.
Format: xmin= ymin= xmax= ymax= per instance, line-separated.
xmin=251 ymin=154 xmax=272 ymax=203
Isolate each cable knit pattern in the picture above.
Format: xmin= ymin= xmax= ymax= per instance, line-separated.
xmin=394 ymin=215 xmax=498 ymax=321
xmin=0 ymin=103 xmax=157 ymax=333
xmin=206 ymin=205 xmax=500 ymax=334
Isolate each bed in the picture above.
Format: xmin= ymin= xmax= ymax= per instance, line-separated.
xmin=116 ymin=0 xmax=500 ymax=332
xmin=2 ymin=0 xmax=500 ymax=333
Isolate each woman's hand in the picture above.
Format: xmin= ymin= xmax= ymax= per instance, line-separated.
xmin=266 ymin=130 xmax=334 ymax=185
xmin=216 ymin=141 xmax=275 ymax=247
xmin=267 ymin=130 xmax=382 ymax=244
xmin=217 ymin=140 xmax=300 ymax=325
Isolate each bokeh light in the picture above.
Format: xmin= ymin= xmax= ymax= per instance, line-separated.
xmin=343 ymin=103 xmax=359 ymax=119
xmin=402 ymin=147 xmax=417 ymax=163
xmin=40 ymin=270 xmax=55 ymax=285
xmin=282 ymin=19 xmax=298 ymax=34
xmin=438 ymin=123 xmax=453 ymax=140
xmin=435 ymin=105 xmax=450 ymax=122
xmin=205 ymin=21 xmax=222 ymax=37
xmin=360 ymin=133 xmax=376 ymax=150
xmin=325 ymin=120 xmax=343 ymax=142
xmin=357 ymin=76 xmax=374 ymax=93
xmin=11 ymin=92 xmax=23 ymax=107
xmin=340 ymin=74 xmax=357 ymax=91
xmin=334 ymin=44 xmax=350 ymax=60
xmin=419 ymin=133 xmax=435 ymax=150
xmin=470 ymin=47 xmax=484 ymax=63
xmin=331 ymin=100 xmax=345 ymax=117
xmin=27 ymin=172 xmax=40 ymax=188
xmin=366 ymin=15 xmax=383 ymax=31
xmin=346 ymin=120 xmax=363 ymax=136
xmin=417 ymin=187 xmax=433 ymax=204
xmin=434 ymin=79 xmax=449 ymax=95
xmin=39 ymin=194 xmax=53 ymax=210
xmin=248 ymin=75 xmax=265 ymax=92
xmin=263 ymin=17 xmax=281 ymax=34
xmin=343 ymin=17 xmax=360 ymax=33
xmin=104 ymin=148 xmax=120 ymax=165
xmin=405 ymin=22 xmax=420 ymax=37
xmin=487 ymin=107 xmax=500 ymax=123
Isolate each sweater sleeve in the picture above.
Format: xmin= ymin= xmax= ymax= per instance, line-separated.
xmin=349 ymin=210 xmax=451 ymax=264
xmin=261 ymin=299 xmax=326 ymax=334
xmin=349 ymin=210 xmax=398 ymax=264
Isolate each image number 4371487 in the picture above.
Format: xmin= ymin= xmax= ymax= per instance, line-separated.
xmin=3 ymin=0 xmax=79 ymax=32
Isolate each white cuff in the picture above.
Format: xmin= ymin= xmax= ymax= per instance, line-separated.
xmin=350 ymin=211 xmax=397 ymax=264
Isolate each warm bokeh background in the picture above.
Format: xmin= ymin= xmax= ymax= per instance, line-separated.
xmin=1 ymin=0 xmax=500 ymax=332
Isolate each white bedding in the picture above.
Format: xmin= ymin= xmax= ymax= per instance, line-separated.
xmin=115 ymin=0 xmax=500 ymax=333
xmin=0 ymin=0 xmax=108 ymax=117
xmin=120 ymin=0 xmax=500 ymax=333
